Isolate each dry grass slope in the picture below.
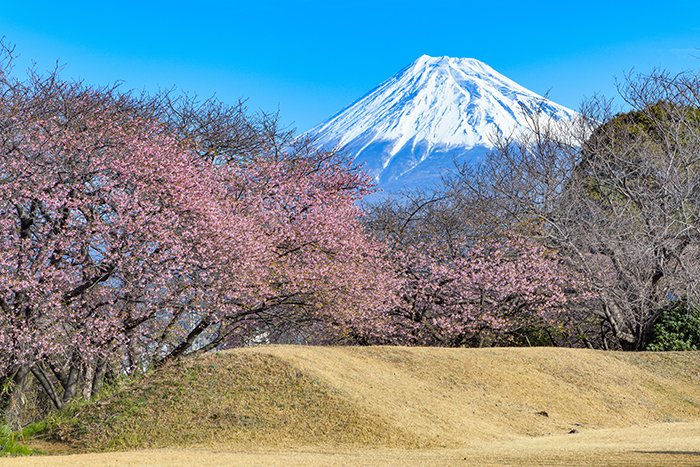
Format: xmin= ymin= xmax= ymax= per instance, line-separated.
xmin=257 ymin=346 xmax=700 ymax=444
xmin=15 ymin=346 xmax=700 ymax=465
xmin=46 ymin=351 xmax=418 ymax=451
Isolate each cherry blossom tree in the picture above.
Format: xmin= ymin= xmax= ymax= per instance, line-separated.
xmin=0 ymin=61 xmax=393 ymax=423
xmin=364 ymin=193 xmax=588 ymax=347
xmin=0 ymin=73 xmax=238 ymax=411
xmin=375 ymin=237 xmax=581 ymax=347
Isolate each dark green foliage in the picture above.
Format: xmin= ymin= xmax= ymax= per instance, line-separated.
xmin=646 ymin=301 xmax=700 ymax=351
xmin=593 ymin=101 xmax=700 ymax=144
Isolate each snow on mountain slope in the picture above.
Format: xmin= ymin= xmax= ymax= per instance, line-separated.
xmin=306 ymin=55 xmax=577 ymax=195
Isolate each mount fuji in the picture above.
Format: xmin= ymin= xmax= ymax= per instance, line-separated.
xmin=306 ymin=55 xmax=577 ymax=195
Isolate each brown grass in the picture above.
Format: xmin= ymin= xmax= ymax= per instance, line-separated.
xmin=46 ymin=351 xmax=417 ymax=451
xmin=255 ymin=346 xmax=700 ymax=445
xmin=6 ymin=422 xmax=700 ymax=466
xmin=10 ymin=346 xmax=700 ymax=465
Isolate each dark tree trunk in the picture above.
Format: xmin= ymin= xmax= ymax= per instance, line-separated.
xmin=30 ymin=365 xmax=63 ymax=410
xmin=156 ymin=318 xmax=210 ymax=367
xmin=90 ymin=360 xmax=107 ymax=398
xmin=2 ymin=366 xmax=30 ymax=428
xmin=61 ymin=357 xmax=81 ymax=403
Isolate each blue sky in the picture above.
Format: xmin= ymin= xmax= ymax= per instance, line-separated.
xmin=1 ymin=1 xmax=699 ymax=132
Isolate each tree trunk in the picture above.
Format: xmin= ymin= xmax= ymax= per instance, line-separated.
xmin=90 ymin=360 xmax=107 ymax=398
xmin=61 ymin=358 xmax=81 ymax=403
xmin=30 ymin=365 xmax=63 ymax=411
xmin=156 ymin=318 xmax=210 ymax=367
xmin=2 ymin=366 xmax=30 ymax=429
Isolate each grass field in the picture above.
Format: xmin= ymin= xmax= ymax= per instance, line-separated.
xmin=3 ymin=346 xmax=700 ymax=465
xmin=4 ymin=422 xmax=700 ymax=466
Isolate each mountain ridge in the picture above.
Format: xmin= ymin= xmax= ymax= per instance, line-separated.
xmin=306 ymin=55 xmax=577 ymax=194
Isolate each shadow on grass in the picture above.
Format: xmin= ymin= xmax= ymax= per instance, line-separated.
xmin=634 ymin=451 xmax=700 ymax=456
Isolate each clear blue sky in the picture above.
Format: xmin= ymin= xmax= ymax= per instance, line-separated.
xmin=1 ymin=1 xmax=699 ymax=132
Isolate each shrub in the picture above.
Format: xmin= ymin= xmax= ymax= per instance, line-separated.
xmin=646 ymin=301 xmax=700 ymax=351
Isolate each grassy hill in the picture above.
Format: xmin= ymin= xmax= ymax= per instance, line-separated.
xmin=23 ymin=345 xmax=700 ymax=457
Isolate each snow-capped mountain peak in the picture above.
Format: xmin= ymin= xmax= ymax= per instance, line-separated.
xmin=307 ymin=55 xmax=577 ymax=194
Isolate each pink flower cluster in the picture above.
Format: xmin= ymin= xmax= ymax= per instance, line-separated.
xmin=372 ymin=237 xmax=581 ymax=346
xmin=0 ymin=84 xmax=393 ymax=373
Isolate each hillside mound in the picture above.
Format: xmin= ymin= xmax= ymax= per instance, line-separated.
xmin=37 ymin=346 xmax=700 ymax=452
